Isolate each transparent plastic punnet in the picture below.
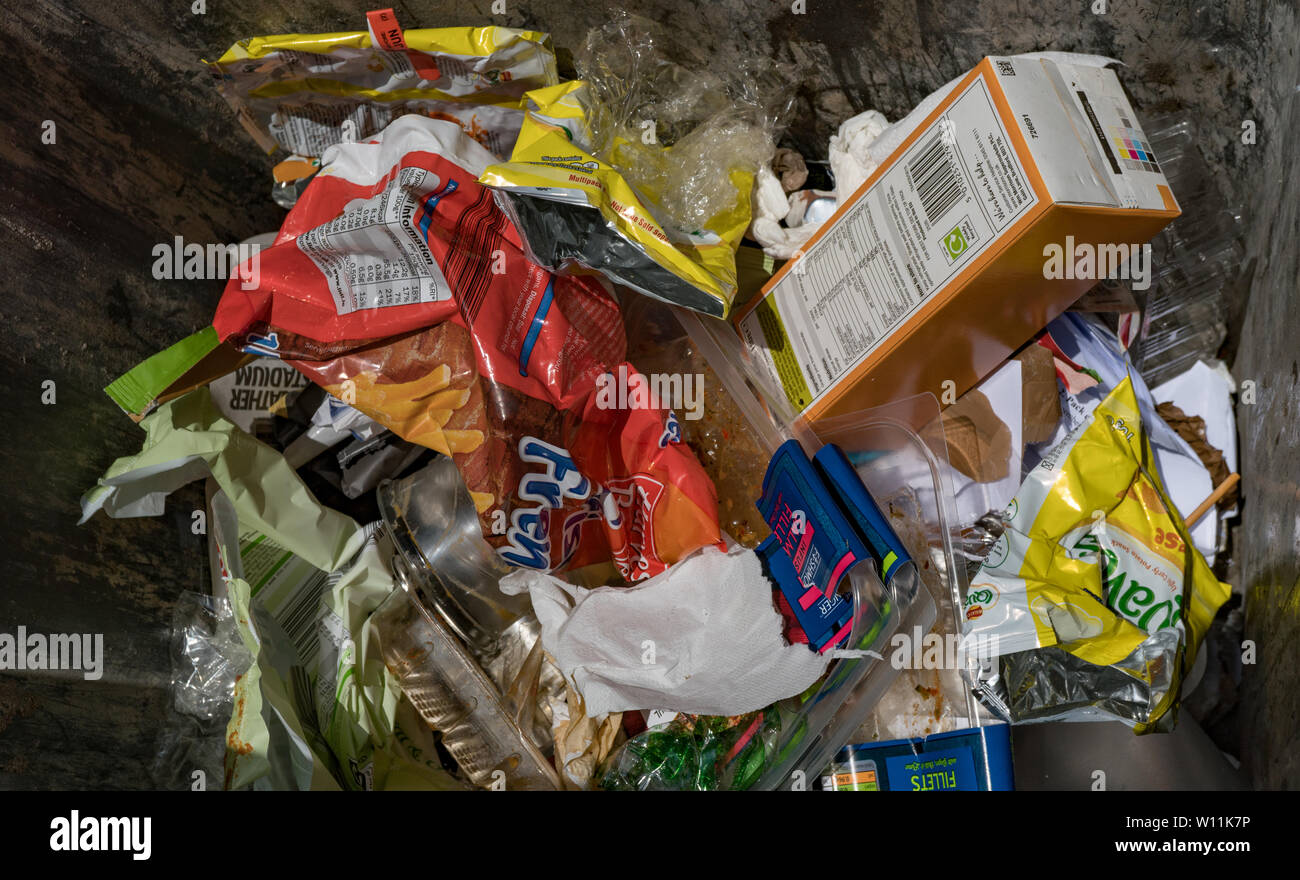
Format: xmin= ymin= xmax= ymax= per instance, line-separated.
xmin=371 ymin=584 xmax=562 ymax=791
xmin=628 ymin=303 xmax=975 ymax=789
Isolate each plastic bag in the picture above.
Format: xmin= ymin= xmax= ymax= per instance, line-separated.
xmin=209 ymin=25 xmax=558 ymax=159
xmin=168 ymin=592 xmax=253 ymax=721
xmin=478 ymin=12 xmax=795 ymax=317
xmin=82 ymin=391 xmax=467 ymax=790
xmin=960 ymin=377 xmax=1231 ymax=732
xmin=597 ymin=710 xmax=786 ymax=791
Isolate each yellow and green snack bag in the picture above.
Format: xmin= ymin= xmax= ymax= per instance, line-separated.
xmin=81 ymin=389 xmax=468 ymax=789
xmin=960 ymin=376 xmax=1231 ymax=732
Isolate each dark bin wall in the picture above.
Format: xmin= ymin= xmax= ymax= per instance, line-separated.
xmin=0 ymin=0 xmax=1295 ymax=789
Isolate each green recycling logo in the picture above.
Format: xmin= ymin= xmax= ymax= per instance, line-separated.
xmin=942 ymin=224 xmax=969 ymax=259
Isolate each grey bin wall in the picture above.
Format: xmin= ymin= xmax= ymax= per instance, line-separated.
xmin=0 ymin=0 xmax=1295 ymax=789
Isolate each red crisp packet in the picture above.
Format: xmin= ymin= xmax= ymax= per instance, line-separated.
xmin=212 ymin=115 xmax=721 ymax=578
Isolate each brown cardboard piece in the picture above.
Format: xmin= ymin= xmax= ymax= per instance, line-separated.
xmin=922 ymin=342 xmax=1063 ymax=484
xmin=923 ymin=389 xmax=1012 ymax=483
xmin=1015 ymin=342 xmax=1064 ymax=445
xmin=1157 ymin=402 xmax=1240 ymax=510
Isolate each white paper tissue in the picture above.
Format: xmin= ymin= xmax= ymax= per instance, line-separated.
xmin=499 ymin=544 xmax=830 ymax=717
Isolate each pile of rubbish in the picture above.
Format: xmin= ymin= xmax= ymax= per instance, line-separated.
xmin=82 ymin=10 xmax=1243 ymax=790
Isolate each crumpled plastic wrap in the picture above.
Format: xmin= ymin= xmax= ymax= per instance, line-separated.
xmin=597 ymin=709 xmax=785 ymax=791
xmin=151 ymin=592 xmax=254 ymax=790
xmin=479 ymin=11 xmax=796 ymax=316
xmin=572 ymin=13 xmax=792 ymax=238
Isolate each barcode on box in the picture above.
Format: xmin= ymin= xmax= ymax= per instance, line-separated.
xmin=996 ymin=60 xmax=1015 ymax=76
xmin=907 ymin=129 xmax=966 ymax=227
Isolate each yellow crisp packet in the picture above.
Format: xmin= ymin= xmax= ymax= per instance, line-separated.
xmin=208 ymin=26 xmax=558 ymax=159
xmin=960 ymin=376 xmax=1231 ymax=730
xmin=478 ymin=81 xmax=758 ymax=318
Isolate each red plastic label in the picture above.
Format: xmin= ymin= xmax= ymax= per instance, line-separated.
xmin=366 ymin=8 xmax=407 ymax=51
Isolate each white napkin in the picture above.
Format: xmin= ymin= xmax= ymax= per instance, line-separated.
xmin=499 ymin=544 xmax=830 ymax=717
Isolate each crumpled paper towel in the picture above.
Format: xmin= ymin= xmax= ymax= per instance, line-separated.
xmin=827 ymin=109 xmax=889 ymax=203
xmin=499 ymin=544 xmax=830 ymax=717
xmin=750 ymin=164 xmax=821 ymax=259
xmin=749 ymin=110 xmax=886 ymax=259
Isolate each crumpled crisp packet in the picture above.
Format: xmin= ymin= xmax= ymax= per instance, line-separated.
xmin=959 ymin=377 xmax=1231 ymax=732
xmin=209 ymin=25 xmax=559 ymax=160
xmin=81 ymin=388 xmax=466 ymax=790
xmin=478 ymin=13 xmax=790 ymax=317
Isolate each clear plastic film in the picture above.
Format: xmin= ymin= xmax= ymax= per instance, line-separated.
xmin=151 ymin=592 xmax=254 ymax=789
xmin=479 ymin=11 xmax=798 ymax=317
xmin=572 ymin=12 xmax=794 ymax=238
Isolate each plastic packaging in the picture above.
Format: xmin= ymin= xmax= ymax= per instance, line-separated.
xmin=961 ymin=377 xmax=1232 ymax=732
xmin=598 ymin=710 xmax=788 ymax=791
xmin=377 ymin=456 xmax=532 ymax=657
xmin=371 ymin=583 xmax=562 ymax=790
xmin=213 ymin=115 xmax=723 ymax=580
xmin=151 ymin=592 xmax=254 ymax=789
xmin=208 ymin=25 xmax=559 ymax=160
xmin=593 ymin=297 xmax=972 ymax=789
xmin=291 ymin=323 xmax=724 ymax=581
xmin=1127 ymin=113 xmax=1245 ymax=387
xmin=168 ymin=592 xmax=254 ymax=721
xmin=81 ymin=391 xmax=468 ymax=790
xmin=479 ymin=12 xmax=794 ymax=317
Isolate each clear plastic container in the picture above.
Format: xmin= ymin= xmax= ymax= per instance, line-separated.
xmin=1128 ymin=112 xmax=1245 ymax=388
xmin=377 ymin=456 xmax=533 ymax=657
xmin=649 ymin=304 xmax=972 ymax=788
xmin=371 ymin=582 xmax=562 ymax=791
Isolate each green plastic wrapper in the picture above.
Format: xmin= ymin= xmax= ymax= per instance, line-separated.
xmin=598 ymin=709 xmax=788 ymax=791
xmin=81 ymin=388 xmax=466 ymax=790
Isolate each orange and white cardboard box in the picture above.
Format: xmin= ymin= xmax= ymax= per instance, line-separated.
xmin=734 ymin=56 xmax=1180 ymax=425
